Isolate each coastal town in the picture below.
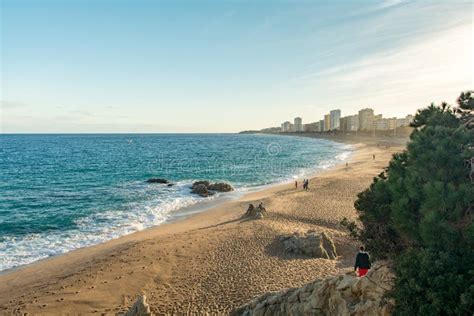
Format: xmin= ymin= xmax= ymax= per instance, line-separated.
xmin=2 ymin=0 xmax=471 ymax=314
xmin=280 ymin=108 xmax=414 ymax=134
xmin=242 ymin=107 xmax=416 ymax=139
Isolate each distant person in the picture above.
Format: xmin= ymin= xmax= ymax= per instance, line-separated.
xmin=295 ymin=180 xmax=298 ymax=189
xmin=373 ymin=154 xmax=375 ymax=160
xmin=354 ymin=246 xmax=371 ymax=277
xmin=304 ymin=179 xmax=309 ymax=191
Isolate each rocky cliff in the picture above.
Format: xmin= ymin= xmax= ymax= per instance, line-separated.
xmin=232 ymin=263 xmax=395 ymax=316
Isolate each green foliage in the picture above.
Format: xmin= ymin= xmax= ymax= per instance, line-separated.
xmin=393 ymin=248 xmax=474 ymax=315
xmin=457 ymin=90 xmax=474 ymax=111
xmin=351 ymin=92 xmax=474 ymax=314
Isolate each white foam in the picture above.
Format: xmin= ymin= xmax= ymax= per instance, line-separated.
xmin=0 ymin=142 xmax=354 ymax=272
xmin=0 ymin=181 xmax=216 ymax=272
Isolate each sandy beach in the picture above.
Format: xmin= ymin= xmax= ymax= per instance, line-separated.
xmin=0 ymin=139 xmax=404 ymax=315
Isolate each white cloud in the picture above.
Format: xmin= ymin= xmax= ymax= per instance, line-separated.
xmin=295 ymin=22 xmax=473 ymax=117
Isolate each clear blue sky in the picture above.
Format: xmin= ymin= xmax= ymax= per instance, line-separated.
xmin=1 ymin=0 xmax=472 ymax=132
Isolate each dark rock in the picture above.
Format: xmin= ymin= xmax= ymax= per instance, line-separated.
xmin=191 ymin=184 xmax=211 ymax=197
xmin=192 ymin=181 xmax=210 ymax=188
xmin=146 ymin=178 xmax=168 ymax=184
xmin=208 ymin=182 xmax=234 ymax=192
xmin=190 ymin=181 xmax=233 ymax=197
xmin=167 ymin=183 xmax=174 ymax=187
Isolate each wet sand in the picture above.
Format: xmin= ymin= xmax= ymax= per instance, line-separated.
xmin=0 ymin=141 xmax=403 ymax=315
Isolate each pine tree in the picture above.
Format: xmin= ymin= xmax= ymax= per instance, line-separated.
xmin=350 ymin=92 xmax=474 ymax=315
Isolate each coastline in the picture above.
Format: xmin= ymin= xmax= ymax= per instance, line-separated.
xmin=0 ymin=138 xmax=405 ymax=314
xmin=0 ymin=135 xmax=353 ymax=274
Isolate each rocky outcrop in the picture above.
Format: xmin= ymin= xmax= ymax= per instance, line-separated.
xmin=190 ymin=181 xmax=234 ymax=197
xmin=279 ymin=230 xmax=337 ymax=259
xmin=245 ymin=203 xmax=266 ymax=219
xmin=208 ymin=182 xmax=233 ymax=192
xmin=124 ymin=294 xmax=153 ymax=316
xmin=146 ymin=178 xmax=168 ymax=184
xmin=232 ymin=263 xmax=395 ymax=316
xmin=193 ymin=180 xmax=210 ymax=187
xmin=191 ymin=183 xmax=214 ymax=197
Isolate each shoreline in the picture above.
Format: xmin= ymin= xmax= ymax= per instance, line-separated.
xmin=0 ymin=138 xmax=404 ymax=314
xmin=0 ymin=136 xmax=353 ymax=275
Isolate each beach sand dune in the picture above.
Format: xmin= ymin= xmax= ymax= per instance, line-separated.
xmin=0 ymin=142 xmax=402 ymax=315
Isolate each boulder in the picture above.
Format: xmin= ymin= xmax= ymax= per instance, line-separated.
xmin=190 ymin=181 xmax=233 ymax=197
xmin=231 ymin=263 xmax=395 ymax=316
xmin=124 ymin=294 xmax=152 ymax=316
xmin=208 ymin=182 xmax=234 ymax=192
xmin=191 ymin=184 xmax=213 ymax=197
xmin=279 ymin=230 xmax=337 ymax=259
xmin=192 ymin=180 xmax=210 ymax=188
xmin=146 ymin=178 xmax=168 ymax=184
xmin=245 ymin=203 xmax=266 ymax=219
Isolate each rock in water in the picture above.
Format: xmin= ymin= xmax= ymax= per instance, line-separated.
xmin=124 ymin=294 xmax=152 ymax=316
xmin=190 ymin=181 xmax=233 ymax=197
xmin=279 ymin=230 xmax=337 ymax=259
xmin=192 ymin=180 xmax=210 ymax=188
xmin=191 ymin=184 xmax=212 ymax=197
xmin=146 ymin=178 xmax=168 ymax=184
xmin=231 ymin=263 xmax=395 ymax=316
xmin=208 ymin=182 xmax=234 ymax=192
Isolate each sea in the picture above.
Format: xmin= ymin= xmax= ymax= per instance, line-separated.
xmin=0 ymin=133 xmax=352 ymax=272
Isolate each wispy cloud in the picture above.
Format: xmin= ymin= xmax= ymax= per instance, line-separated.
xmin=293 ymin=21 xmax=472 ymax=116
xmin=377 ymin=0 xmax=409 ymax=10
xmin=0 ymin=100 xmax=28 ymax=109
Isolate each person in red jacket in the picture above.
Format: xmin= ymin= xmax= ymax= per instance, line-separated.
xmin=354 ymin=246 xmax=371 ymax=277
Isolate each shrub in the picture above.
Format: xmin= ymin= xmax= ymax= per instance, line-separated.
xmin=350 ymin=91 xmax=474 ymax=314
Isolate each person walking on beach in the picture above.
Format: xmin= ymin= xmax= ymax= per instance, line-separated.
xmin=304 ymin=179 xmax=309 ymax=191
xmin=295 ymin=180 xmax=298 ymax=189
xmin=373 ymin=154 xmax=375 ymax=160
xmin=354 ymin=246 xmax=371 ymax=277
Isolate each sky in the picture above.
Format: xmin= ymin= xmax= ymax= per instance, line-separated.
xmin=1 ymin=0 xmax=473 ymax=133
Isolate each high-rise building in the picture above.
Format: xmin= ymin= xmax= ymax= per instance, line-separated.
xmin=340 ymin=116 xmax=348 ymax=132
xmin=386 ymin=117 xmax=397 ymax=130
xmin=374 ymin=117 xmax=397 ymax=130
xmin=349 ymin=114 xmax=359 ymax=131
xmin=358 ymin=108 xmax=374 ymax=131
xmin=319 ymin=120 xmax=324 ymax=132
xmin=329 ymin=109 xmax=341 ymax=130
xmin=324 ymin=114 xmax=331 ymax=131
xmin=313 ymin=121 xmax=321 ymax=132
xmin=341 ymin=114 xmax=359 ymax=132
xmin=304 ymin=122 xmax=320 ymax=132
xmin=281 ymin=121 xmax=292 ymax=132
xmin=396 ymin=114 xmax=414 ymax=127
xmin=294 ymin=117 xmax=304 ymax=132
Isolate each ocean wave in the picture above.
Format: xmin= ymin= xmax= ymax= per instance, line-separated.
xmin=0 ymin=181 xmax=216 ymax=272
xmin=0 ymin=135 xmax=353 ymax=272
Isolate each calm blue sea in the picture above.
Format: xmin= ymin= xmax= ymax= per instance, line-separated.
xmin=0 ymin=134 xmax=351 ymax=271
